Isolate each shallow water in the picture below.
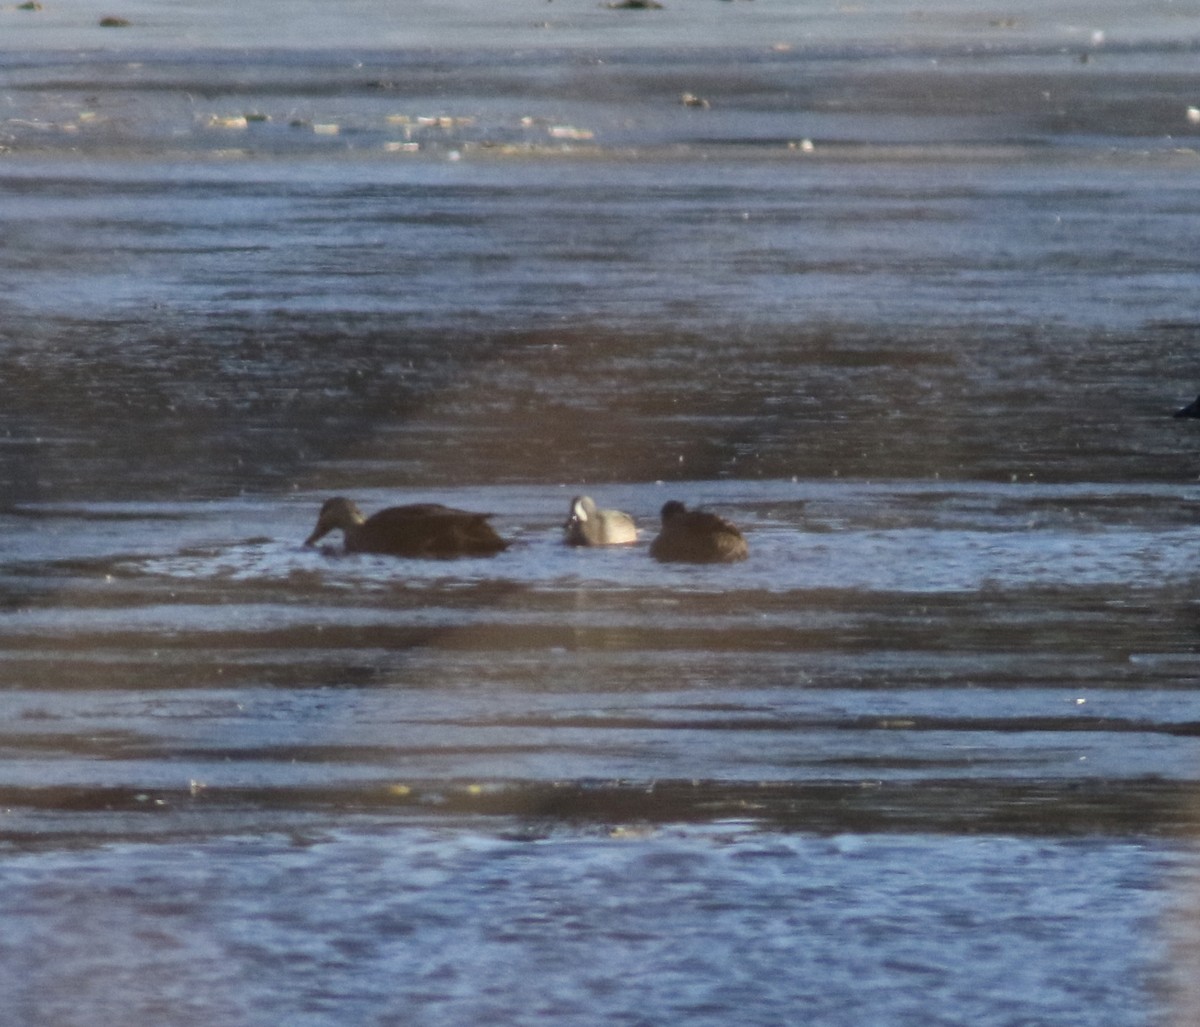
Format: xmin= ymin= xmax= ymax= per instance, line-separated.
xmin=4 ymin=4 xmax=1200 ymax=1024
xmin=0 ymin=828 xmax=1178 ymax=1027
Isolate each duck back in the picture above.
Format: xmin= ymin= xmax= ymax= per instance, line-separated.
xmin=650 ymin=502 xmax=748 ymax=563
xmin=349 ymin=504 xmax=507 ymax=558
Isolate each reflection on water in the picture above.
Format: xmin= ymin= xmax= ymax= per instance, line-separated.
xmin=3 ymin=12 xmax=1200 ymax=1025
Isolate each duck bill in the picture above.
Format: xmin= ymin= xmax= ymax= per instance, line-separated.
xmin=304 ymin=526 xmax=329 ymax=547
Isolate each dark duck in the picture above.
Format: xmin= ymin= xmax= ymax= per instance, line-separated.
xmin=648 ymin=500 xmax=748 ymax=564
xmin=304 ymin=497 xmax=508 ymax=558
xmin=1174 ymin=394 xmax=1200 ymax=418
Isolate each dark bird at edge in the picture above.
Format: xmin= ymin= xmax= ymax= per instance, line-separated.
xmin=1174 ymin=394 xmax=1200 ymax=418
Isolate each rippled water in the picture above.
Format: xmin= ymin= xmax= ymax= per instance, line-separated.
xmin=4 ymin=4 xmax=1200 ymax=1024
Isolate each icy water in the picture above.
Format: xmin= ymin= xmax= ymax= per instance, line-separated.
xmin=6 ymin=2 xmax=1200 ymax=1024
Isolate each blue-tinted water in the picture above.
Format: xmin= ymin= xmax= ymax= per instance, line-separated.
xmin=0 ymin=828 xmax=1176 ymax=1027
xmin=4 ymin=4 xmax=1200 ymax=1024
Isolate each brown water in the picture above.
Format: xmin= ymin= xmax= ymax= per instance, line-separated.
xmin=4 ymin=8 xmax=1200 ymax=1025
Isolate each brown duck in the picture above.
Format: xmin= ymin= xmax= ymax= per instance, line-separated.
xmin=304 ymin=497 xmax=508 ymax=558
xmin=649 ymin=500 xmax=748 ymax=563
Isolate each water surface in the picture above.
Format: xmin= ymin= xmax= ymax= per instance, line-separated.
xmin=3 ymin=5 xmax=1200 ymax=1024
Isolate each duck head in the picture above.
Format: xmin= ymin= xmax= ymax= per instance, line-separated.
xmin=659 ymin=500 xmax=688 ymax=524
xmin=304 ymin=497 xmax=366 ymax=546
xmin=565 ymin=495 xmax=598 ymax=531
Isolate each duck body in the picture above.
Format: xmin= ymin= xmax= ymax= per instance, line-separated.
xmin=1175 ymin=394 xmax=1200 ymax=418
xmin=649 ymin=500 xmax=748 ymax=564
xmin=305 ymin=497 xmax=507 ymax=558
xmin=563 ymin=495 xmax=638 ymax=546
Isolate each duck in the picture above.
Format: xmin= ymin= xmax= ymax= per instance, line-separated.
xmin=649 ymin=500 xmax=748 ymax=563
xmin=1174 ymin=394 xmax=1200 ymax=418
xmin=563 ymin=495 xmax=638 ymax=546
xmin=304 ymin=497 xmax=507 ymax=558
